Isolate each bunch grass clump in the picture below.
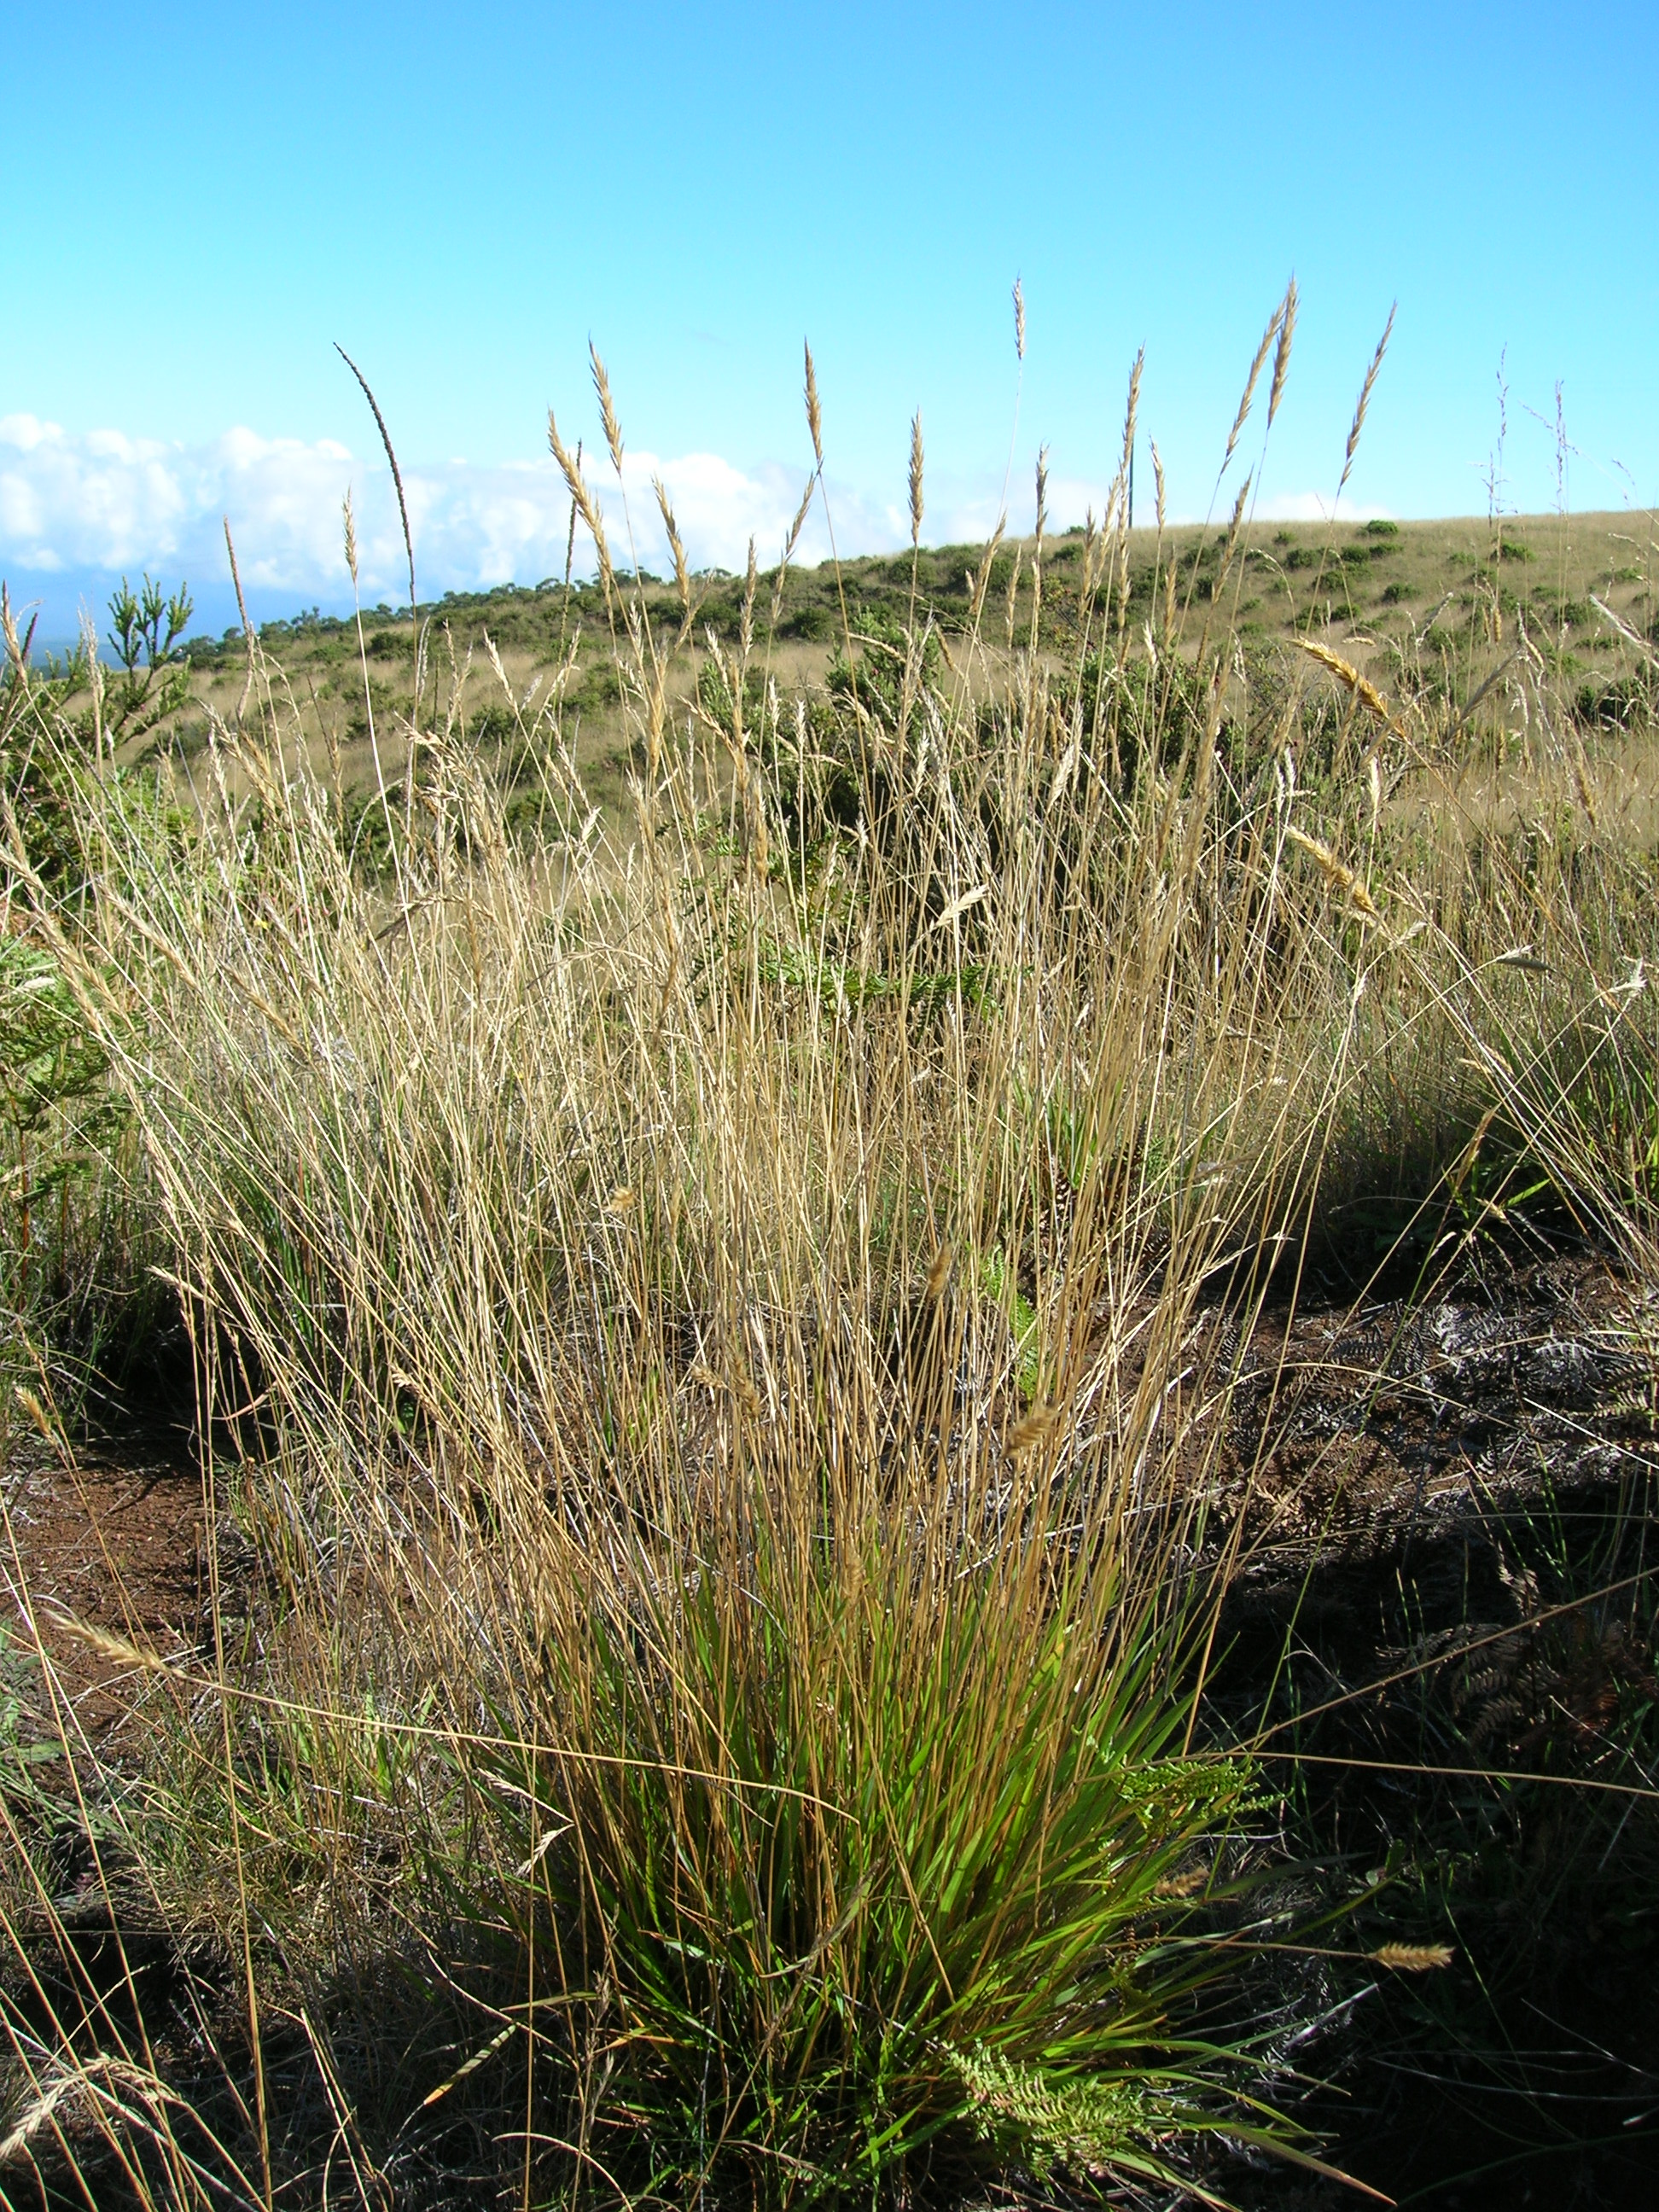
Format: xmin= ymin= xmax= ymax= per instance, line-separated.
xmin=1 ymin=305 xmax=1656 ymax=2209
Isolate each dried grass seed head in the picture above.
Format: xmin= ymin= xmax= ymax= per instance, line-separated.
xmin=1009 ymin=1403 xmax=1057 ymax=1456
xmin=804 ymin=340 xmax=824 ymax=468
xmin=590 ymin=340 xmax=625 ymax=474
xmin=1293 ymin=636 xmax=1405 ymax=737
xmin=1339 ymin=301 xmax=1397 ymax=497
xmin=1371 ymin=1943 xmax=1454 ymax=1974
xmin=1267 ymin=274 xmax=1298 ymax=428
xmin=548 ymin=405 xmax=615 ymax=590
xmin=1285 ymin=823 xmax=1381 ymax=918
xmin=785 ymin=474 xmax=816 ymax=564
xmin=1120 ymin=348 xmax=1144 ymax=483
xmin=909 ymin=410 xmax=925 ymax=548
xmin=654 ymin=475 xmax=690 ymax=611
xmin=741 ymin=536 xmax=758 ymax=657
xmin=1225 ymin=300 xmax=1284 ymax=467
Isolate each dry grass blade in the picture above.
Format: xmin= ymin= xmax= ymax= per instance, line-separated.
xmin=966 ymin=514 xmax=1007 ymax=632
xmin=784 ymin=473 xmax=816 ymax=562
xmin=1591 ymin=592 xmax=1657 ymax=662
xmin=768 ymin=475 xmax=818 ymax=634
xmin=419 ymin=2023 xmax=518 ymax=2110
xmin=222 ymin=514 xmax=256 ymax=712
xmin=334 ymin=343 xmax=416 ymax=615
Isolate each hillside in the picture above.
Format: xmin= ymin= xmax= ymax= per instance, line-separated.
xmin=139 ymin=505 xmax=1656 ymax=824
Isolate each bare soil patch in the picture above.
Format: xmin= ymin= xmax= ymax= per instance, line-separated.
xmin=3 ymin=1422 xmax=204 ymax=1745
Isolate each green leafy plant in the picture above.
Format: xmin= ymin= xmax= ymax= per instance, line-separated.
xmin=104 ymin=572 xmax=194 ymax=736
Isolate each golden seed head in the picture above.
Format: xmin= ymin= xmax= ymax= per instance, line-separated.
xmin=590 ymin=340 xmax=624 ymax=474
xmin=1120 ymin=347 xmax=1144 ymax=481
xmin=1371 ymin=1943 xmax=1455 ymax=1974
xmin=1009 ymin=1403 xmax=1057 ymax=1455
xmin=653 ymin=475 xmax=690 ymax=612
xmin=1339 ymin=301 xmax=1397 ymax=497
xmin=1268 ymin=274 xmax=1298 ymax=428
xmin=1225 ymin=300 xmax=1284 ymax=467
xmin=1153 ymin=1866 xmax=1208 ymax=1899
xmin=341 ymin=487 xmax=358 ymax=587
xmin=549 ymin=406 xmax=615 ymax=593
xmin=741 ymin=536 xmax=757 ymax=658
xmin=1285 ymin=824 xmax=1381 ymax=918
xmin=784 ymin=473 xmax=815 ymax=564
xmin=13 ymin=1384 xmax=59 ymax=1446
xmin=1012 ymin=276 xmax=1026 ymax=363
xmin=908 ymin=410 xmax=925 ymax=549
xmin=55 ymin=1614 xmax=172 ymax=1674
xmin=804 ymin=340 xmax=824 ymax=467
xmin=925 ymin=1243 xmax=952 ymax=1301
xmin=1294 ymin=637 xmax=1404 ymax=737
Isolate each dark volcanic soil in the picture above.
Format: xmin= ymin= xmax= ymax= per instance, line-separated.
xmin=1207 ymin=1248 xmax=1659 ymax=2209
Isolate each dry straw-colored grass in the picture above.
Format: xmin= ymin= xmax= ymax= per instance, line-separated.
xmin=1 ymin=299 xmax=1656 ymax=2209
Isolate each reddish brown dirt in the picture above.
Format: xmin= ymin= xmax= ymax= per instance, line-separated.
xmin=2 ymin=1425 xmax=205 ymax=1744
xmin=4 ymin=1249 xmax=1651 ymax=1747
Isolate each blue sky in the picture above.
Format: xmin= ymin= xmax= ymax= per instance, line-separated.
xmin=4 ymin=0 xmax=1656 ymax=638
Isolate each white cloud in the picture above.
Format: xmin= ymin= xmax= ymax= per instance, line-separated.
xmin=1254 ymin=491 xmax=1394 ymax=525
xmin=0 ymin=415 xmax=943 ymax=613
xmin=0 ymin=415 xmax=1412 ymax=643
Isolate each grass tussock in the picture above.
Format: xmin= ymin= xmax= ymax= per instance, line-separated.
xmin=1 ymin=315 xmax=1657 ymax=2209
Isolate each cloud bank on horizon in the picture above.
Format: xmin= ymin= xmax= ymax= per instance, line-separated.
xmin=0 ymin=410 xmax=1384 ymax=640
